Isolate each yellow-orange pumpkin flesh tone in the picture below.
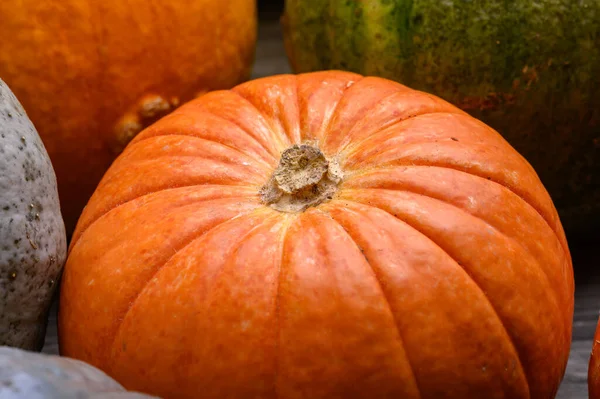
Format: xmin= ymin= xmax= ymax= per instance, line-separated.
xmin=59 ymin=71 xmax=574 ymax=399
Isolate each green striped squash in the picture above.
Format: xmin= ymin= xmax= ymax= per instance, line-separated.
xmin=282 ymin=0 xmax=600 ymax=235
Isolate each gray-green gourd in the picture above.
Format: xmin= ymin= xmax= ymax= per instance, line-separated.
xmin=0 ymin=346 xmax=159 ymax=398
xmin=0 ymin=78 xmax=67 ymax=351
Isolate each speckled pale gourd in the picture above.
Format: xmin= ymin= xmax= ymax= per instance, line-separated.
xmin=0 ymin=346 xmax=158 ymax=398
xmin=0 ymin=79 xmax=67 ymax=351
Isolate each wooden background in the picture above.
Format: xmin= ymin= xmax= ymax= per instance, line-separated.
xmin=42 ymin=5 xmax=600 ymax=399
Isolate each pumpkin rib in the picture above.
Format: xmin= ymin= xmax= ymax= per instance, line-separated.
xmin=321 ymin=209 xmax=424 ymax=399
xmin=331 ymin=87 xmax=464 ymax=156
xmin=116 ymin=139 xmax=270 ymax=182
xmin=98 ymin=155 xmax=263 ymax=190
xmin=128 ymin=132 xmax=275 ymax=173
xmin=347 ymin=164 xmax=573 ymax=297
xmin=71 ymin=186 xmax=258 ymax=251
xmin=133 ymin=106 xmax=280 ymax=167
xmin=291 ymin=75 xmax=301 ymax=144
xmin=295 ymin=70 xmax=364 ymax=143
xmin=69 ymin=133 xmax=267 ymax=242
xmin=190 ymin=100 xmax=282 ymax=160
xmin=341 ymin=113 xmax=517 ymax=171
xmin=273 ymin=215 xmax=295 ymax=399
xmin=319 ymin=76 xmax=366 ymax=146
xmin=339 ymin=110 xmax=465 ymax=160
xmin=340 ymin=179 xmax=568 ymax=315
xmin=233 ymin=74 xmax=303 ymax=147
xmin=62 ymin=196 xmax=265 ymax=373
xmin=102 ymin=131 xmax=271 ymax=193
xmin=108 ymin=208 xmax=276 ymax=360
xmin=228 ymin=89 xmax=293 ymax=152
xmin=332 ymin=85 xmax=410 ymax=146
xmin=377 ymin=184 xmax=568 ymax=327
xmin=107 ymin=211 xmax=284 ymax=398
xmin=324 ymin=202 xmax=531 ymax=397
xmin=337 ymin=198 xmax=533 ymax=395
xmin=275 ymin=210 xmax=424 ymax=397
xmin=346 ymin=158 xmax=566 ymax=257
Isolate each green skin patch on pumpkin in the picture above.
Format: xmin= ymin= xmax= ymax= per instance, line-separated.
xmin=283 ymin=0 xmax=600 ymax=233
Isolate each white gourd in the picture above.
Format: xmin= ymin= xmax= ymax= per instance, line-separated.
xmin=0 ymin=78 xmax=67 ymax=351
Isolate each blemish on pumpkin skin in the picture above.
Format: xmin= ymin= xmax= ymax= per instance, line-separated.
xmin=138 ymin=95 xmax=171 ymax=120
xmin=113 ymin=116 xmax=143 ymax=154
xmin=112 ymin=94 xmax=179 ymax=154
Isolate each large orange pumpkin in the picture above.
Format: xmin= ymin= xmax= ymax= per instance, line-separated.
xmin=0 ymin=0 xmax=257 ymax=233
xmin=59 ymin=71 xmax=574 ymax=399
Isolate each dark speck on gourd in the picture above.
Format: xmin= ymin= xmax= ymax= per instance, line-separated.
xmin=0 ymin=78 xmax=67 ymax=351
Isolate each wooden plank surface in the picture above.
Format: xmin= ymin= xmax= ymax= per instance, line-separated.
xmin=42 ymin=12 xmax=599 ymax=399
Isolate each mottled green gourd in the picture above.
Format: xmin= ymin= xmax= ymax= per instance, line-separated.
xmin=282 ymin=0 xmax=600 ymax=234
xmin=0 ymin=346 xmax=158 ymax=398
xmin=0 ymin=79 xmax=67 ymax=350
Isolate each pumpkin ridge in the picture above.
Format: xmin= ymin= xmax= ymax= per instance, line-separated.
xmin=343 ymin=165 xmax=573 ymax=292
xmin=229 ymin=89 xmax=293 ymax=152
xmin=71 ymin=188 xmax=258 ymax=251
xmin=319 ymin=76 xmax=366 ymax=146
xmin=348 ymin=157 xmax=565 ymax=256
xmin=108 ymin=208 xmax=276 ymax=361
xmin=273 ymin=215 xmax=294 ymax=399
xmin=295 ymin=71 xmax=364 ymax=143
xmin=292 ymin=75 xmax=301 ymax=144
xmin=337 ymin=199 xmax=532 ymax=396
xmin=134 ymin=105 xmax=280 ymax=166
xmin=326 ymin=210 xmax=424 ymax=398
xmin=234 ymin=74 xmax=303 ymax=147
xmin=345 ymin=185 xmax=567 ymax=326
xmin=70 ymin=133 xmax=267 ymax=245
xmin=192 ymin=99 xmax=282 ymax=161
xmin=95 ymin=135 xmax=270 ymax=193
xmin=107 ymin=153 xmax=266 ymax=186
xmin=343 ymin=162 xmax=568 ymax=260
xmin=129 ymin=133 xmax=275 ymax=172
xmin=330 ymin=86 xmax=427 ymax=155
xmin=340 ymin=110 xmax=465 ymax=160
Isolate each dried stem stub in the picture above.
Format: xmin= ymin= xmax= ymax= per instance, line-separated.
xmin=260 ymin=143 xmax=343 ymax=213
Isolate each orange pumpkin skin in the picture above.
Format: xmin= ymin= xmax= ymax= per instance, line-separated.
xmin=0 ymin=0 xmax=257 ymax=233
xmin=59 ymin=71 xmax=574 ymax=399
xmin=589 ymin=319 xmax=600 ymax=398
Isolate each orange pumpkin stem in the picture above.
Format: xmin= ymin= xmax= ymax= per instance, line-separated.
xmin=260 ymin=143 xmax=342 ymax=213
